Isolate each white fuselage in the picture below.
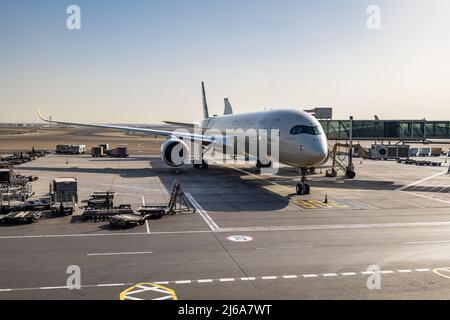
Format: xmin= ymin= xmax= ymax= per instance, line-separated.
xmin=200 ymin=109 xmax=328 ymax=168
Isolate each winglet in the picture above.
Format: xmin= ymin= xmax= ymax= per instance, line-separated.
xmin=37 ymin=109 xmax=51 ymax=122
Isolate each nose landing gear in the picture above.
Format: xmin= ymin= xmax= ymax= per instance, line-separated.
xmin=296 ymin=168 xmax=310 ymax=195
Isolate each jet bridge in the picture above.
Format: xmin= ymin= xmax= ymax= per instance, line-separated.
xmin=320 ymin=119 xmax=450 ymax=141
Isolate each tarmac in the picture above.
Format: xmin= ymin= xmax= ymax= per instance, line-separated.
xmin=1 ymin=149 xmax=450 ymax=300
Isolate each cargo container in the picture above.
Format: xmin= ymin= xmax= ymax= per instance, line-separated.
xmin=0 ymin=169 xmax=12 ymax=184
xmin=409 ymin=148 xmax=418 ymax=157
xmin=431 ymin=148 xmax=443 ymax=157
xmin=418 ymin=148 xmax=431 ymax=157
xmin=56 ymin=145 xmax=86 ymax=154
xmin=111 ymin=145 xmax=128 ymax=158
xmin=49 ymin=178 xmax=78 ymax=214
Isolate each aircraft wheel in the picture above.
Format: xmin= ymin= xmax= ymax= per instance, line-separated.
xmin=296 ymin=183 xmax=310 ymax=195
xmin=193 ymin=164 xmax=201 ymax=169
xmin=256 ymin=160 xmax=272 ymax=168
xmin=345 ymin=170 xmax=356 ymax=179
xmin=304 ymin=184 xmax=311 ymax=194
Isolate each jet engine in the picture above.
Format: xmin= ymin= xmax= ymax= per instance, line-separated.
xmin=161 ymin=137 xmax=190 ymax=167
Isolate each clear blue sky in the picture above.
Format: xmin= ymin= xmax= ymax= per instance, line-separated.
xmin=1 ymin=0 xmax=450 ymax=123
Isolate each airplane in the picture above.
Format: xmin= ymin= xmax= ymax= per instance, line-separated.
xmin=38 ymin=82 xmax=328 ymax=195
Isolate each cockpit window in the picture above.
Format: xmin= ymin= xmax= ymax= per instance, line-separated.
xmin=290 ymin=125 xmax=323 ymax=135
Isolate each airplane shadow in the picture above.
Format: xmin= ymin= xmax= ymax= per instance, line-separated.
xmin=15 ymin=156 xmax=434 ymax=212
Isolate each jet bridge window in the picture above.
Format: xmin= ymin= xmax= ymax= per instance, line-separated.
xmin=290 ymin=125 xmax=323 ymax=135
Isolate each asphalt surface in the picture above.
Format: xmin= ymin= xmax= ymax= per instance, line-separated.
xmin=1 ymin=153 xmax=450 ymax=300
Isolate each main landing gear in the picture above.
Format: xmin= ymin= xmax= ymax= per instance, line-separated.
xmin=256 ymin=159 xmax=272 ymax=168
xmin=296 ymin=168 xmax=310 ymax=195
xmin=193 ymin=160 xmax=209 ymax=169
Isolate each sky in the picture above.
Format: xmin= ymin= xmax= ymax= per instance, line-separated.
xmin=1 ymin=0 xmax=450 ymax=123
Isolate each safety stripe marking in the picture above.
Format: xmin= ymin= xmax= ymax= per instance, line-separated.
xmin=174 ymin=280 xmax=191 ymax=284
xmin=0 ymin=268 xmax=438 ymax=293
xmin=197 ymin=279 xmax=213 ymax=283
xmin=261 ymin=276 xmax=278 ymax=280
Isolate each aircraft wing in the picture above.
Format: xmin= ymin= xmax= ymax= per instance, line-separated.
xmin=163 ymin=121 xmax=197 ymax=129
xmin=38 ymin=110 xmax=222 ymax=145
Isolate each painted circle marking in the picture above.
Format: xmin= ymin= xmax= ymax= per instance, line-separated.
xmin=120 ymin=282 xmax=177 ymax=300
xmin=227 ymin=235 xmax=253 ymax=242
xmin=433 ymin=267 xmax=450 ymax=279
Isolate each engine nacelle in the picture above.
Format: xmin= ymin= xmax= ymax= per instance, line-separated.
xmin=160 ymin=137 xmax=190 ymax=167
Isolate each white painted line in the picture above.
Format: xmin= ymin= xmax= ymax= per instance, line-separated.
xmin=5 ymin=220 xmax=450 ymax=241
xmin=218 ymin=221 xmax=450 ymax=233
xmin=185 ymin=193 xmax=219 ymax=231
xmin=40 ymin=286 xmax=68 ymax=290
xmin=256 ymin=245 xmax=313 ymax=250
xmin=153 ymin=295 xmax=174 ymax=300
xmin=198 ymin=279 xmax=213 ymax=283
xmin=123 ymin=296 xmax=143 ymax=301
xmin=86 ymin=251 xmax=152 ymax=256
xmin=175 ymin=280 xmax=192 ymax=284
xmin=380 ymin=270 xmax=394 ymax=274
xmin=404 ymin=240 xmax=450 ymax=245
xmin=427 ymin=183 xmax=449 ymax=194
xmin=0 ymin=232 xmax=148 ymax=240
xmin=0 ymin=264 xmax=443 ymax=294
xmin=141 ymin=195 xmax=146 ymax=206
xmin=146 ymin=230 xmax=212 ymax=235
xmin=97 ymin=283 xmax=125 ymax=287
xmin=401 ymin=190 xmax=450 ymax=205
xmin=397 ymin=171 xmax=447 ymax=191
xmin=145 ymin=220 xmax=150 ymax=234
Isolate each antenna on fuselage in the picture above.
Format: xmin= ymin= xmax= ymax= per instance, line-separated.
xmin=201 ymin=81 xmax=209 ymax=119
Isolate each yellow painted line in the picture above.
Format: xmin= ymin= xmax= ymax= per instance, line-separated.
xmin=432 ymin=267 xmax=450 ymax=279
xmin=119 ymin=282 xmax=177 ymax=301
xmin=291 ymin=199 xmax=350 ymax=210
